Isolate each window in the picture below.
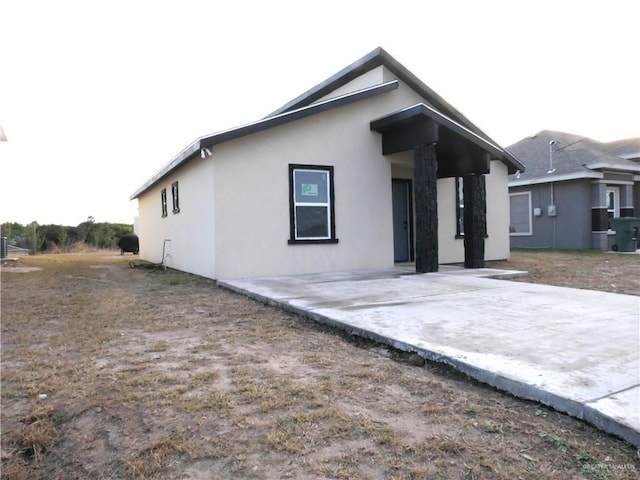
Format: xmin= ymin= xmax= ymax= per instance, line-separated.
xmin=289 ymin=164 xmax=337 ymax=243
xmin=509 ymin=192 xmax=532 ymax=235
xmin=161 ymin=188 xmax=168 ymax=217
xmin=455 ymin=177 xmax=464 ymax=236
xmin=606 ymin=187 xmax=619 ymax=230
xmin=171 ymin=181 xmax=180 ymax=214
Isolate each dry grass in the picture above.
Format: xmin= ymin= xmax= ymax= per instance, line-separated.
xmin=490 ymin=248 xmax=640 ymax=296
xmin=1 ymin=250 xmax=639 ymax=479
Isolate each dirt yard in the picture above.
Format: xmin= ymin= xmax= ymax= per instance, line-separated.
xmin=1 ymin=251 xmax=638 ymax=479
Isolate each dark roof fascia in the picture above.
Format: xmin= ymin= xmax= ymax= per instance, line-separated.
xmin=267 ymin=47 xmax=388 ymax=117
xmin=129 ymin=142 xmax=200 ymax=200
xmin=130 ymin=80 xmax=399 ymax=199
xmin=371 ymin=103 xmax=526 ymax=173
xmin=200 ymin=80 xmax=398 ymax=149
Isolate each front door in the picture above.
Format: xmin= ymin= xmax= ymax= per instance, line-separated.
xmin=392 ymin=179 xmax=412 ymax=262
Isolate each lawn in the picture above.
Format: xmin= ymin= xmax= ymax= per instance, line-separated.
xmin=1 ymin=250 xmax=638 ymax=479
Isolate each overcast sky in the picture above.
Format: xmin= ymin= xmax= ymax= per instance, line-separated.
xmin=1 ymin=0 xmax=638 ymax=226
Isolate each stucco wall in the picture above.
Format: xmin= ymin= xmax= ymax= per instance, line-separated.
xmin=485 ymin=161 xmax=511 ymax=260
xmin=135 ymin=156 xmax=216 ymax=278
xmin=211 ymin=101 xmax=394 ymax=279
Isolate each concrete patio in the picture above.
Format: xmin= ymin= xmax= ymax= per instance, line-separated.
xmin=219 ymin=266 xmax=640 ymax=447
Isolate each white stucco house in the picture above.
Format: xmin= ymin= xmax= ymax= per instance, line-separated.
xmin=130 ymin=47 xmax=524 ymax=280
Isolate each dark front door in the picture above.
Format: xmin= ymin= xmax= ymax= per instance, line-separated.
xmin=392 ymin=179 xmax=412 ymax=262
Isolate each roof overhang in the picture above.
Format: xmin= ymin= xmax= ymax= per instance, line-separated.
xmin=619 ymin=152 xmax=640 ymax=161
xmin=371 ymin=103 xmax=525 ymax=176
xmin=509 ymin=170 xmax=603 ymax=187
xmin=130 ymin=80 xmax=399 ymax=199
xmin=586 ymin=162 xmax=640 ymax=173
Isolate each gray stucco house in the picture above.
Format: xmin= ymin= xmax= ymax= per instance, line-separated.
xmin=507 ymin=130 xmax=640 ymax=250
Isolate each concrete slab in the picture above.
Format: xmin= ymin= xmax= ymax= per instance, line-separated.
xmin=219 ymin=268 xmax=640 ymax=447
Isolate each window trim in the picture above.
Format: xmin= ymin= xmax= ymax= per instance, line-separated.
xmin=171 ymin=181 xmax=180 ymax=214
xmin=509 ymin=191 xmax=532 ymax=236
xmin=161 ymin=188 xmax=168 ymax=218
xmin=288 ymin=164 xmax=338 ymax=244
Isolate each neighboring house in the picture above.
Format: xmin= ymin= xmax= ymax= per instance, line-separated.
xmin=507 ymin=130 xmax=640 ymax=250
xmin=130 ymin=47 xmax=524 ymax=280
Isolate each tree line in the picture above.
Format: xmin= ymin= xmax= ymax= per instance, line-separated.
xmin=1 ymin=217 xmax=134 ymax=253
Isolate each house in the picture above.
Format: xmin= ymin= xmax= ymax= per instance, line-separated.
xmin=507 ymin=130 xmax=640 ymax=250
xmin=130 ymin=47 xmax=524 ymax=280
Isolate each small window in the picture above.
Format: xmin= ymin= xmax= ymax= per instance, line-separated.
xmin=289 ymin=164 xmax=337 ymax=243
xmin=455 ymin=177 xmax=464 ymax=237
xmin=606 ymin=187 xmax=619 ymax=230
xmin=171 ymin=181 xmax=180 ymax=214
xmin=161 ymin=189 xmax=168 ymax=218
xmin=509 ymin=191 xmax=532 ymax=235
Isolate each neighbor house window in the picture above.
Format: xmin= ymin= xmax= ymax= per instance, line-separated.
xmin=455 ymin=177 xmax=464 ymax=236
xmin=606 ymin=187 xmax=619 ymax=230
xmin=509 ymin=191 xmax=532 ymax=235
xmin=288 ymin=164 xmax=337 ymax=243
xmin=161 ymin=188 xmax=168 ymax=217
xmin=171 ymin=181 xmax=180 ymax=214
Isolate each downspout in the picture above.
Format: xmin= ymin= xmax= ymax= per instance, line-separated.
xmin=548 ymin=140 xmax=557 ymax=249
xmin=551 ymin=182 xmax=557 ymax=248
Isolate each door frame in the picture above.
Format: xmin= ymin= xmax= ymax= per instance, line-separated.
xmin=391 ymin=178 xmax=414 ymax=263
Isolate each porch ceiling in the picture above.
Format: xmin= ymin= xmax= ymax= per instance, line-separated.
xmin=370 ymin=103 xmax=515 ymax=177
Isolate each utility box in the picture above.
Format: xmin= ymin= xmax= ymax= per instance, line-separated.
xmin=610 ymin=217 xmax=640 ymax=252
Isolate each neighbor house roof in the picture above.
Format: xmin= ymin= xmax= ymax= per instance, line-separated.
xmin=131 ymin=47 xmax=523 ymax=200
xmin=508 ymin=130 xmax=640 ymax=187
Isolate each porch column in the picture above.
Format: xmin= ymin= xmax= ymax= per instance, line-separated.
xmin=621 ymin=184 xmax=634 ymax=217
xmin=463 ymin=173 xmax=486 ymax=268
xmin=591 ymin=182 xmax=608 ymax=250
xmin=414 ymin=143 xmax=438 ymax=273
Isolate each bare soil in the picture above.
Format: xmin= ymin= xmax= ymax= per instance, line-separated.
xmin=1 ymin=251 xmax=639 ymax=479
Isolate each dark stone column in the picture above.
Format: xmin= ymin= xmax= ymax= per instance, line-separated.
xmin=414 ymin=143 xmax=438 ymax=273
xmin=463 ymin=174 xmax=486 ymax=268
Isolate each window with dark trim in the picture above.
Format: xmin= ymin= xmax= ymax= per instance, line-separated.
xmin=171 ymin=181 xmax=180 ymax=214
xmin=161 ymin=188 xmax=168 ymax=217
xmin=288 ymin=164 xmax=337 ymax=244
xmin=455 ymin=177 xmax=464 ymax=237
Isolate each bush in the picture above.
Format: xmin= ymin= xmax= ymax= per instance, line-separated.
xmin=1 ymin=220 xmax=134 ymax=252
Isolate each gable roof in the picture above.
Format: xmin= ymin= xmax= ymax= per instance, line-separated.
xmin=508 ymin=130 xmax=640 ymax=187
xmin=270 ymin=48 xmax=474 ymax=128
xmin=268 ymin=47 xmax=522 ymax=171
xmin=131 ymin=47 xmax=523 ymax=200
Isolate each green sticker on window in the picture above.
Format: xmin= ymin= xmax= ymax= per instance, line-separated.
xmin=301 ymin=183 xmax=318 ymax=196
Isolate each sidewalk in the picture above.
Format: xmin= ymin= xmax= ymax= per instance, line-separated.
xmin=219 ymin=267 xmax=640 ymax=447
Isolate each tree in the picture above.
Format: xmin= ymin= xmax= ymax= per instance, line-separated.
xmin=76 ymin=216 xmax=96 ymax=243
xmin=0 ymin=222 xmax=24 ymax=243
xmin=24 ymin=222 xmax=45 ymax=253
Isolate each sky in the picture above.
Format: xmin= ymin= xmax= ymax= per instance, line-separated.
xmin=1 ymin=0 xmax=638 ymax=226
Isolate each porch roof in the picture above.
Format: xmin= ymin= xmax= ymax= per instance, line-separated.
xmin=370 ymin=103 xmax=525 ymax=176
